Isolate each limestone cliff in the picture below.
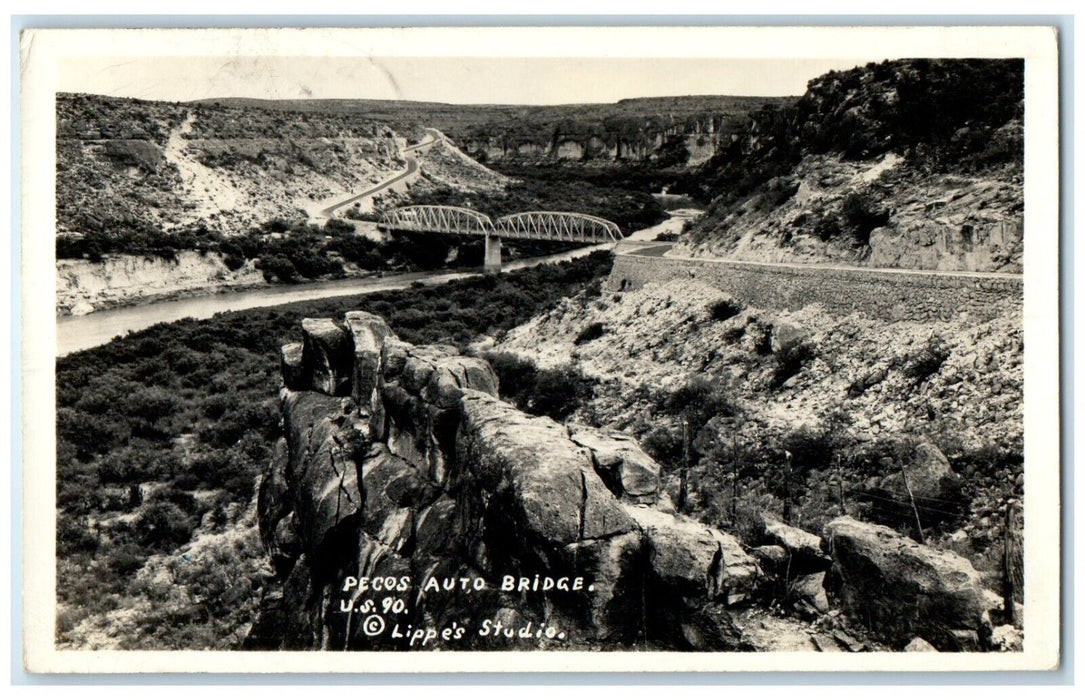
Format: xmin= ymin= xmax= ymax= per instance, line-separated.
xmin=249 ymin=310 xmax=762 ymax=650
xmin=56 ymin=250 xmax=265 ymax=315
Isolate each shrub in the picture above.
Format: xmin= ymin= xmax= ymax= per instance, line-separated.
xmin=258 ymin=255 xmax=298 ymax=283
xmin=839 ymin=191 xmax=890 ymax=247
xmin=486 ymin=352 xmax=539 ymax=404
xmin=903 ymin=335 xmax=951 ymax=384
xmin=136 ymin=501 xmax=195 ymax=550
xmin=642 ymin=426 xmax=683 ymax=466
xmin=223 ymin=253 xmax=246 ymax=271
xmin=574 ymin=322 xmax=606 ymax=345
xmin=528 ymin=366 xmax=594 ymax=422
xmin=105 ymin=544 xmax=147 ymax=577
xmin=708 ymin=298 xmax=743 ymax=321
xmin=771 ymin=338 xmax=816 ymax=388
xmin=57 ymin=515 xmax=99 ymax=556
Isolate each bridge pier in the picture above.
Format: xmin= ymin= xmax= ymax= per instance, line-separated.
xmin=484 ymin=234 xmax=502 ymax=272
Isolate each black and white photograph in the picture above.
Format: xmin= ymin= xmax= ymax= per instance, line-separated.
xmin=18 ymin=25 xmax=1061 ymax=673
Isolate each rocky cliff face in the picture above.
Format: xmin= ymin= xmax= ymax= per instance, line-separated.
xmin=56 ymin=250 xmax=265 ymax=315
xmin=249 ymin=310 xmax=761 ymax=650
xmin=463 ymin=113 xmax=730 ymax=165
xmin=678 ymin=59 xmax=1024 ymax=272
xmin=457 ymin=96 xmax=793 ymax=166
xmin=678 ymin=154 xmax=1023 ymax=272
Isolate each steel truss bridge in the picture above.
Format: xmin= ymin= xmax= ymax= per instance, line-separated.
xmin=377 ymin=205 xmax=622 ymax=270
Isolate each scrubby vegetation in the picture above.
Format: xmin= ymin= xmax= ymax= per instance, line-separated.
xmin=633 ymin=377 xmax=1019 ymax=563
xmin=56 ymin=214 xmax=581 ymax=279
xmin=486 ymin=352 xmax=596 ymax=422
xmin=679 ymin=59 xmax=1024 ymax=250
xmin=708 ymin=298 xmax=743 ymax=322
xmin=56 ymin=252 xmax=613 ymax=649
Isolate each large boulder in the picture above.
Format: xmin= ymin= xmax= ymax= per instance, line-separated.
xmin=569 ymin=425 xmax=662 ymax=504
xmin=344 ymin=311 xmax=393 ymax=409
xmin=301 ymin=318 xmax=353 ymax=396
xmin=788 ymin=571 xmax=830 ymax=617
xmin=761 ymin=514 xmax=832 ymax=576
xmin=823 ymin=516 xmax=998 ymax=650
xmin=457 ymin=390 xmax=634 ymax=547
xmin=879 ymin=440 xmax=962 ymax=500
xmin=380 ymin=345 xmax=499 ymax=485
xmin=770 ymin=320 xmax=807 ymax=354
xmin=624 ymin=505 xmax=759 ymax=603
xmin=280 ymin=342 xmax=305 ymax=390
xmin=866 ymin=439 xmax=964 ymax=526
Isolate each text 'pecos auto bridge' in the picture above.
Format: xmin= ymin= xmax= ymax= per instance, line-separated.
xmin=377 ymin=205 xmax=622 ymax=270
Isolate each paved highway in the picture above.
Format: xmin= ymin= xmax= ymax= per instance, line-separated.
xmin=318 ymin=128 xmax=441 ymax=218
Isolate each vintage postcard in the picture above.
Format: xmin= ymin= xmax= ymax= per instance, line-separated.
xmin=19 ymin=25 xmax=1060 ymax=673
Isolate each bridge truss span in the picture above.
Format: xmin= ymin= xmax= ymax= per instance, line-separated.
xmin=495 ymin=211 xmax=622 ymax=243
xmin=379 ymin=205 xmax=494 ymax=236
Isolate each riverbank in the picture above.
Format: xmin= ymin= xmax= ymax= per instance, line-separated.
xmin=56 ymin=241 xmax=615 ymax=356
xmin=55 ymin=206 xmax=701 ymax=354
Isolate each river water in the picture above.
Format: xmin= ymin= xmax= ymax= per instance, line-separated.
xmin=56 ymin=209 xmax=703 ymax=357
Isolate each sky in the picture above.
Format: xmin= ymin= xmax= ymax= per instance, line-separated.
xmin=57 ymin=56 xmax=876 ymax=105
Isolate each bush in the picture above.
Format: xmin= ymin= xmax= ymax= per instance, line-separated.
xmin=528 ymin=366 xmax=594 ymax=422
xmin=903 ymin=335 xmax=950 ymax=384
xmin=105 ymin=544 xmax=148 ymax=577
xmin=839 ymin=191 xmax=890 ymax=247
xmin=486 ymin=352 xmax=538 ymax=404
xmin=223 ymin=253 xmax=246 ymax=271
xmin=136 ymin=501 xmax=195 ymax=550
xmin=57 ymin=515 xmax=99 ymax=556
xmin=258 ymin=255 xmax=298 ymax=283
xmin=642 ymin=426 xmax=683 ymax=467
xmin=574 ymin=322 xmax=606 ymax=345
xmin=771 ymin=339 xmax=816 ymax=388
xmin=708 ymin=298 xmax=743 ymax=321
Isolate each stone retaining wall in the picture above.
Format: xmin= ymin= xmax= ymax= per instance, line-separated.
xmin=606 ymin=254 xmax=1022 ymax=323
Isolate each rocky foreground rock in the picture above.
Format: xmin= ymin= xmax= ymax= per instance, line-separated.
xmin=822 ymin=516 xmax=1005 ymax=651
xmin=249 ymin=311 xmax=763 ymax=650
xmin=248 ymin=310 xmax=1013 ymax=652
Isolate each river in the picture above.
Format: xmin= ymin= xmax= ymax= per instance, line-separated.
xmin=56 ymin=209 xmax=702 ymax=357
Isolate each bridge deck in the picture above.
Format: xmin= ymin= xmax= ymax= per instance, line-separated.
xmin=378 ymin=205 xmax=621 ymax=244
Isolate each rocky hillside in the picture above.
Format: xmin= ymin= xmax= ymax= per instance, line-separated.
xmin=456 ymin=96 xmax=794 ymax=166
xmin=204 ymin=95 xmax=792 ymax=167
xmin=57 ymin=93 xmax=405 ymax=239
xmin=248 ymin=308 xmax=1019 ymax=652
xmin=414 ymin=137 xmax=512 ymax=193
xmin=493 ymin=273 xmax=1023 ymax=624
xmin=674 ymin=59 xmax=1024 ymax=272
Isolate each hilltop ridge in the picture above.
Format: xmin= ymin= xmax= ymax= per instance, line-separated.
xmin=674 ymin=59 xmax=1024 ymax=272
xmin=202 ymin=94 xmax=792 ymax=166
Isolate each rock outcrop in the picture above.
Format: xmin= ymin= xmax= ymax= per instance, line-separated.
xmin=864 ymin=440 xmax=964 ymax=527
xmin=822 ymin=516 xmax=1001 ymax=650
xmin=250 ymin=310 xmax=760 ymax=650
